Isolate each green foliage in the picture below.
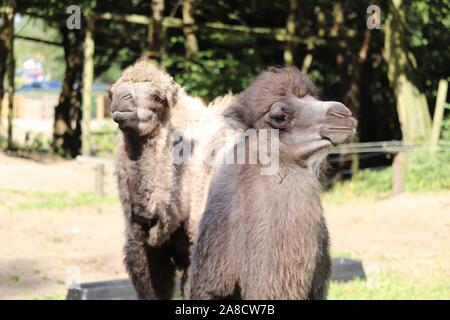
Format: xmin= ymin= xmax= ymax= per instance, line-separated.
xmin=406 ymin=151 xmax=450 ymax=191
xmin=325 ymin=167 xmax=393 ymax=202
xmin=405 ymin=116 xmax=450 ymax=191
xmin=91 ymin=122 xmax=118 ymax=156
xmin=441 ymin=117 xmax=450 ymax=141
xmin=23 ymin=132 xmax=50 ymax=152
xmin=406 ymin=1 xmax=450 ymax=105
xmin=0 ymin=135 xmax=6 ymax=148
xmin=164 ymin=32 xmax=262 ymax=101
xmin=327 ymin=149 xmax=450 ymax=200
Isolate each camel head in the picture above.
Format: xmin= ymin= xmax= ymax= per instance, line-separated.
xmin=109 ymin=59 xmax=179 ymax=136
xmin=223 ymin=66 xmax=357 ymax=165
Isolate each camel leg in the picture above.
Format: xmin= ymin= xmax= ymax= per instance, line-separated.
xmin=124 ymin=223 xmax=176 ymax=300
xmin=146 ymin=243 xmax=177 ymax=299
xmin=124 ymin=237 xmax=156 ymax=299
xmin=168 ymin=224 xmax=191 ymax=299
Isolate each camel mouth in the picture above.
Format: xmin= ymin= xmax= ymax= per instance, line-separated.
xmin=321 ymin=136 xmax=336 ymax=146
xmin=328 ymin=111 xmax=351 ymax=119
xmin=320 ymin=126 xmax=356 ymax=145
xmin=112 ymin=110 xmax=135 ymax=123
xmin=325 ymin=127 xmax=355 ymax=132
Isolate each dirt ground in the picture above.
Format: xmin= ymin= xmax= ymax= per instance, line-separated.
xmin=0 ymin=153 xmax=125 ymax=300
xmin=0 ymin=153 xmax=449 ymax=299
xmin=325 ymin=193 xmax=450 ymax=287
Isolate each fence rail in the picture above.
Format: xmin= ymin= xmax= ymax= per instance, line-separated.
xmin=329 ymin=140 xmax=450 ymax=195
xmin=330 ymin=140 xmax=450 ymax=154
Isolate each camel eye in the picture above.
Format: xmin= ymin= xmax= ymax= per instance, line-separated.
xmin=269 ymin=113 xmax=291 ymax=129
xmin=152 ymin=94 xmax=164 ymax=103
xmin=271 ymin=114 xmax=286 ymax=123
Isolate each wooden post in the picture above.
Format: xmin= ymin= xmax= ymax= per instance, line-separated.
xmin=182 ymin=0 xmax=198 ymax=59
xmin=284 ymin=0 xmax=299 ymax=66
xmin=82 ymin=10 xmax=95 ymax=156
xmin=430 ymin=79 xmax=448 ymax=149
xmin=5 ymin=1 xmax=15 ymax=150
xmin=96 ymin=95 xmax=104 ymax=120
xmin=144 ymin=0 xmax=165 ymax=63
xmin=392 ymin=152 xmax=406 ymax=195
xmin=94 ymin=163 xmax=105 ymax=197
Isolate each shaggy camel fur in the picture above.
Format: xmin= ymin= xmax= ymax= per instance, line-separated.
xmin=189 ymin=67 xmax=357 ymax=300
xmin=111 ymin=59 xmax=229 ymax=299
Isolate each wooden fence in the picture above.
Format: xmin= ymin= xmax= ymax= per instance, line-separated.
xmin=0 ymin=92 xmax=110 ymax=120
xmin=331 ymin=140 xmax=450 ymax=194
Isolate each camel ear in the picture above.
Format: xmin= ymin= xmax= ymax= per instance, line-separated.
xmin=223 ymin=102 xmax=247 ymax=129
xmin=166 ymin=85 xmax=179 ymax=108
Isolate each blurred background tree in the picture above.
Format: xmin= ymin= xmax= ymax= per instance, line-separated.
xmin=0 ymin=0 xmax=449 ymax=164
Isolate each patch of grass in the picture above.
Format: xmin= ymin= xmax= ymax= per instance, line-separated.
xmin=33 ymin=292 xmax=66 ymax=300
xmin=41 ymin=276 xmax=50 ymax=282
xmin=8 ymin=275 xmax=21 ymax=284
xmin=329 ymin=270 xmax=450 ymax=300
xmin=56 ymin=279 xmax=66 ymax=285
xmin=406 ymin=151 xmax=450 ymax=191
xmin=0 ymin=188 xmax=118 ymax=211
xmin=324 ymin=168 xmax=392 ymax=203
xmin=91 ymin=123 xmax=119 ymax=156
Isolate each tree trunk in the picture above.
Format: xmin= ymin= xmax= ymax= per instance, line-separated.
xmin=344 ymin=30 xmax=371 ymax=113
xmin=284 ymin=0 xmax=299 ymax=66
xmin=81 ymin=10 xmax=95 ymax=156
xmin=0 ymin=6 xmax=12 ymax=131
xmin=52 ymin=27 xmax=84 ymax=157
xmin=144 ymin=0 xmax=165 ymax=63
xmin=5 ymin=0 xmax=15 ymax=150
xmin=384 ymin=0 xmax=432 ymax=143
xmin=345 ymin=29 xmax=372 ymax=174
xmin=330 ymin=0 xmax=351 ymax=180
xmin=331 ymin=1 xmax=347 ymax=99
xmin=182 ymin=0 xmax=198 ymax=59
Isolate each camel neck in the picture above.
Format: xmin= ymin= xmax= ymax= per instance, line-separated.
xmin=122 ymin=133 xmax=148 ymax=161
xmin=123 ymin=127 xmax=170 ymax=161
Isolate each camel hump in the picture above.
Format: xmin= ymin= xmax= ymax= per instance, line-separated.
xmin=207 ymin=92 xmax=235 ymax=114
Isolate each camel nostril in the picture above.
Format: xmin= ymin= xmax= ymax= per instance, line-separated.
xmin=326 ymin=103 xmax=352 ymax=118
